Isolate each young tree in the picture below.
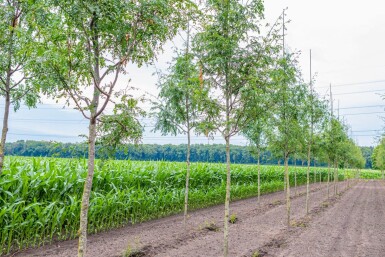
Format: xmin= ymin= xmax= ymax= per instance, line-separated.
xmin=372 ymin=137 xmax=385 ymax=179
xmin=303 ymin=95 xmax=328 ymax=213
xmin=36 ymin=1 xmax=195 ymax=256
xmin=244 ymin=115 xmax=269 ymax=203
xmin=268 ymin=53 xmax=307 ymax=227
xmin=242 ymin=45 xmax=279 ymax=204
xmin=325 ymin=118 xmax=348 ymax=195
xmin=152 ymin=48 xmax=213 ymax=227
xmin=0 ymin=0 xmax=42 ymax=174
xmin=193 ymin=0 xmax=282 ymax=255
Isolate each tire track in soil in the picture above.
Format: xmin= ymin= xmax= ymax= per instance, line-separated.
xmin=10 ymin=182 xmax=331 ymax=257
xmin=267 ymin=180 xmax=385 ymax=257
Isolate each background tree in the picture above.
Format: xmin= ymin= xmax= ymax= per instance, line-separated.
xmin=328 ymin=118 xmax=349 ymax=195
xmin=372 ymin=137 xmax=385 ymax=179
xmin=243 ymin=113 xmax=269 ymax=203
xmin=0 ymin=0 xmax=42 ymax=174
xmin=36 ymin=1 xmax=194 ymax=256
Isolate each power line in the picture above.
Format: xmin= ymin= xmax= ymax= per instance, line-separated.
xmin=317 ymin=79 xmax=385 ymax=89
xmin=352 ymin=135 xmax=382 ymax=137
xmin=8 ymin=133 xmax=81 ymax=138
xmin=340 ymin=111 xmax=384 ymax=116
xmin=351 ymin=129 xmax=382 ymax=132
xmin=339 ymin=104 xmax=385 ymax=110
xmin=334 ymin=89 xmax=385 ymax=96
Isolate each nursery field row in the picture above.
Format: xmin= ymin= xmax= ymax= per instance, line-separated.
xmin=0 ymin=157 xmax=378 ymax=254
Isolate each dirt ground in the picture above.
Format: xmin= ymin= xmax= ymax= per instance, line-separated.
xmin=270 ymin=180 xmax=385 ymax=257
xmin=11 ymin=180 xmax=383 ymax=257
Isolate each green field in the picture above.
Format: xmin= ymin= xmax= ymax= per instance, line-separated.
xmin=0 ymin=157 xmax=373 ymax=254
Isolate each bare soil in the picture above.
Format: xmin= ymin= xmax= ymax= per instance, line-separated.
xmin=268 ymin=179 xmax=385 ymax=257
xmin=11 ymin=180 xmax=379 ymax=257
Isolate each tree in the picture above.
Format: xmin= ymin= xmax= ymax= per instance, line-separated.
xmin=244 ymin=119 xmax=268 ymax=203
xmin=193 ymin=0 xmax=281 ymax=255
xmin=372 ymin=137 xmax=385 ymax=179
xmin=0 ymin=0 xmax=42 ymax=174
xmin=268 ymin=50 xmax=307 ymax=227
xmin=324 ymin=117 xmax=348 ymax=195
xmin=152 ymin=46 xmax=213 ymax=227
xmin=36 ymin=1 xmax=195 ymax=256
xmin=303 ymin=93 xmax=328 ymax=213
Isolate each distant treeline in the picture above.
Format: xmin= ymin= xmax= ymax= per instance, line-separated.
xmin=5 ymin=140 xmax=374 ymax=168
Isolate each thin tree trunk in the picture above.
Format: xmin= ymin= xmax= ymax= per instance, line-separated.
xmin=257 ymin=148 xmax=261 ymax=203
xmin=306 ymin=145 xmax=311 ymax=214
xmin=327 ymin=161 xmax=330 ymax=199
xmin=294 ymin=159 xmax=297 ymax=196
xmin=283 ymin=159 xmax=286 ymax=192
xmin=334 ymin=160 xmax=338 ymax=195
xmin=184 ymin=128 xmax=191 ymax=227
xmin=382 ymin=169 xmax=384 ymax=180
xmin=0 ymin=7 xmax=17 ymax=174
xmin=183 ymin=21 xmax=191 ymax=227
xmin=284 ymin=155 xmax=291 ymax=227
xmin=346 ymin=169 xmax=349 ymax=189
xmin=78 ymin=118 xmax=97 ymax=257
xmin=313 ymin=161 xmax=316 ymax=184
xmin=0 ymin=94 xmax=10 ymax=174
xmin=223 ymin=135 xmax=231 ymax=257
xmin=78 ymin=14 xmax=100 ymax=256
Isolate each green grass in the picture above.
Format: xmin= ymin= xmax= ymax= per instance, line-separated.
xmin=0 ymin=157 xmax=350 ymax=254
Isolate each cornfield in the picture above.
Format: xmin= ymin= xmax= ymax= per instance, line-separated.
xmin=0 ymin=157 xmax=350 ymax=254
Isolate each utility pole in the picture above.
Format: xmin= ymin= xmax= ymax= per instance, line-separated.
xmin=306 ymin=49 xmax=313 ymax=214
xmin=338 ymin=100 xmax=340 ymax=120
xmin=282 ymin=8 xmax=291 ymax=228
xmin=330 ymin=84 xmax=333 ymax=116
xmin=328 ymin=83 xmax=333 ymax=199
xmin=282 ymin=9 xmax=285 ymax=57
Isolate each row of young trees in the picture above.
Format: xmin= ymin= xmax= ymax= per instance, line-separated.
xmin=0 ymin=0 xmax=365 ymax=256
xmin=151 ymin=2 xmax=366 ymax=257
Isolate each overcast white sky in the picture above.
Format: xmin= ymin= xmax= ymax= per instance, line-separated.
xmin=2 ymin=0 xmax=385 ymax=147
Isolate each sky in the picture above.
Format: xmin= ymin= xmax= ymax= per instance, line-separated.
xmin=2 ymin=0 xmax=385 ymax=147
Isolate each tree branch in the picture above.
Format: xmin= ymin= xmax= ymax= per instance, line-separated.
xmin=95 ymin=63 xmax=121 ymax=118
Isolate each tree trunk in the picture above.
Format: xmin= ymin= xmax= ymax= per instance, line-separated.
xmin=334 ymin=161 xmax=338 ymax=195
xmin=283 ymin=159 xmax=286 ymax=192
xmin=184 ymin=128 xmax=191 ymax=227
xmin=78 ymin=14 xmax=100 ymax=256
xmin=382 ymin=170 xmax=384 ymax=180
xmin=257 ymin=148 xmax=261 ymax=203
xmin=78 ymin=118 xmax=97 ymax=257
xmin=327 ymin=161 xmax=330 ymax=199
xmin=313 ymin=161 xmax=316 ymax=184
xmin=0 ymin=93 xmax=10 ymax=174
xmin=223 ymin=135 xmax=231 ymax=257
xmin=183 ymin=21 xmax=191 ymax=224
xmin=284 ymin=155 xmax=291 ymax=227
xmin=346 ymin=169 xmax=348 ymax=189
xmin=294 ymin=159 xmax=297 ymax=196
xmin=0 ymin=8 xmax=16 ymax=174
xmin=306 ymin=144 xmax=311 ymax=214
